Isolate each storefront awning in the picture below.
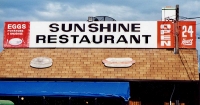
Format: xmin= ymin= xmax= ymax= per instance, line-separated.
xmin=0 ymin=81 xmax=130 ymax=101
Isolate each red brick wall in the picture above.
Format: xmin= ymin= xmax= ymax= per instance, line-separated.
xmin=0 ymin=49 xmax=198 ymax=80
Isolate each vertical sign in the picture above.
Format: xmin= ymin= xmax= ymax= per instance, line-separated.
xmin=157 ymin=21 xmax=174 ymax=48
xmin=3 ymin=22 xmax=30 ymax=48
xmin=179 ymin=21 xmax=196 ymax=48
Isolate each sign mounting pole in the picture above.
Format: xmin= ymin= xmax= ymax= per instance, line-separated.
xmin=174 ymin=5 xmax=179 ymax=54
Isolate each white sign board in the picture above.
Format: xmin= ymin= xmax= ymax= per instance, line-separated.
xmin=29 ymin=21 xmax=157 ymax=48
xmin=102 ymin=58 xmax=135 ymax=67
xmin=30 ymin=57 xmax=53 ymax=68
xmin=5 ymin=21 xmax=196 ymax=48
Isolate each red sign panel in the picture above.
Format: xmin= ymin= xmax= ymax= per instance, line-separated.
xmin=157 ymin=21 xmax=175 ymax=48
xmin=3 ymin=22 xmax=30 ymax=48
xmin=179 ymin=21 xmax=196 ymax=48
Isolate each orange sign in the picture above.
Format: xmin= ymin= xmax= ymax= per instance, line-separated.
xmin=179 ymin=21 xmax=196 ymax=48
xmin=157 ymin=21 xmax=175 ymax=48
xmin=157 ymin=21 xmax=196 ymax=48
xmin=3 ymin=22 xmax=30 ymax=48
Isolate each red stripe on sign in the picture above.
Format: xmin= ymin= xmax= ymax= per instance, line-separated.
xmin=3 ymin=22 xmax=30 ymax=48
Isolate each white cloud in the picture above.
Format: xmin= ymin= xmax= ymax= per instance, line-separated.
xmin=0 ymin=16 xmax=39 ymax=22
xmin=34 ymin=2 xmax=161 ymax=21
xmin=181 ymin=1 xmax=200 ymax=16
xmin=0 ymin=8 xmax=39 ymax=22
xmin=35 ymin=2 xmax=62 ymax=19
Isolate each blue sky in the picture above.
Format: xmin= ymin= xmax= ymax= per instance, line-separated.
xmin=0 ymin=0 xmax=199 ymax=53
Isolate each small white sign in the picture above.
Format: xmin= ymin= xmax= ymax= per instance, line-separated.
xmin=9 ymin=38 xmax=23 ymax=45
xmin=102 ymin=57 xmax=135 ymax=67
xmin=30 ymin=57 xmax=53 ymax=68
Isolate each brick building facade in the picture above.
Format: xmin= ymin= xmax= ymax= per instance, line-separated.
xmin=0 ymin=49 xmax=198 ymax=81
